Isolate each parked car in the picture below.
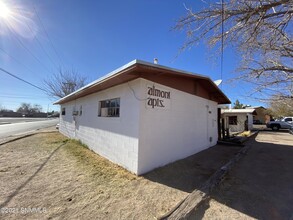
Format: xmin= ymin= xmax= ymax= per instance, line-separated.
xmin=266 ymin=117 xmax=293 ymax=131
xmin=289 ymin=125 xmax=293 ymax=135
xmin=253 ymin=120 xmax=262 ymax=125
xmin=283 ymin=117 xmax=293 ymax=123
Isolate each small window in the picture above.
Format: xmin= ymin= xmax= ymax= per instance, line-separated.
xmin=228 ymin=116 xmax=237 ymax=125
xmin=72 ymin=106 xmax=78 ymax=116
xmin=62 ymin=107 xmax=66 ymax=115
xmin=79 ymin=105 xmax=82 ymax=116
xmin=98 ymin=98 xmax=120 ymax=117
xmin=285 ymin=118 xmax=292 ymax=122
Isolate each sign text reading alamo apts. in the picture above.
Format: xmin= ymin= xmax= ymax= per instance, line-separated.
xmin=147 ymin=85 xmax=171 ymax=109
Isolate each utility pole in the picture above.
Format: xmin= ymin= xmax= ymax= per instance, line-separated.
xmin=47 ymin=104 xmax=49 ymax=118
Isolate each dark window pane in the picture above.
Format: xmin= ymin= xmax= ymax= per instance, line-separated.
xmin=110 ymin=99 xmax=116 ymax=107
xmin=228 ymin=116 xmax=237 ymax=125
xmin=108 ymin=108 xmax=112 ymax=116
xmin=116 ymin=98 xmax=120 ymax=107
xmin=98 ymin=98 xmax=120 ymax=117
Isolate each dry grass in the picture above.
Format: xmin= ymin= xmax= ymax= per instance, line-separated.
xmin=0 ymin=131 xmax=247 ymax=219
xmin=0 ymin=132 xmax=187 ymax=220
xmin=64 ymin=139 xmax=137 ymax=182
xmin=239 ymin=131 xmax=251 ymax=137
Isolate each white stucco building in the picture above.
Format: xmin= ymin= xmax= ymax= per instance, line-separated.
xmin=221 ymin=109 xmax=256 ymax=133
xmin=54 ymin=60 xmax=230 ymax=175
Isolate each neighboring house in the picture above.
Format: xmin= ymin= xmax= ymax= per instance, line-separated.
xmin=245 ymin=106 xmax=269 ymax=124
xmin=54 ymin=60 xmax=230 ymax=175
xmin=221 ymin=109 xmax=257 ymax=133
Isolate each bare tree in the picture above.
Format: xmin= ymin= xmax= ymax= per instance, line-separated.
xmin=32 ymin=104 xmax=43 ymax=113
xmin=16 ymin=103 xmax=42 ymax=115
xmin=175 ymin=0 xmax=293 ymax=101
xmin=16 ymin=103 xmax=32 ymax=115
xmin=269 ymin=94 xmax=293 ymax=116
xmin=0 ymin=104 xmax=12 ymax=113
xmin=44 ymin=69 xmax=87 ymax=99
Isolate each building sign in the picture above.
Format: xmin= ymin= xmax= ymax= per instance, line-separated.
xmin=146 ymin=85 xmax=171 ymax=109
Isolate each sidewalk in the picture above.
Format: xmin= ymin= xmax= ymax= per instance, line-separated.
xmin=192 ymin=131 xmax=293 ymax=220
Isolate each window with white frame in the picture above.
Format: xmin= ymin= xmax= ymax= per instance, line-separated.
xmin=61 ymin=107 xmax=66 ymax=115
xmin=98 ymin=98 xmax=120 ymax=117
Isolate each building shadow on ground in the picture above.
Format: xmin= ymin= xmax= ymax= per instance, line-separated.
xmin=193 ymin=134 xmax=293 ymax=220
xmin=0 ymin=142 xmax=65 ymax=209
xmin=143 ymin=144 xmax=242 ymax=193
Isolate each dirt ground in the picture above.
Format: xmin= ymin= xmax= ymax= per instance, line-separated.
xmin=191 ymin=131 xmax=293 ymax=220
xmin=0 ymin=131 xmax=241 ymax=220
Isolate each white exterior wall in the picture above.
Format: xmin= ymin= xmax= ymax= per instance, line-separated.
xmin=59 ymin=79 xmax=141 ymax=173
xmin=59 ymin=78 xmax=220 ymax=175
xmin=137 ymin=79 xmax=218 ymax=175
xmin=223 ymin=113 xmax=253 ymax=132
xmin=247 ymin=114 xmax=253 ymax=130
xmin=229 ymin=114 xmax=246 ymax=132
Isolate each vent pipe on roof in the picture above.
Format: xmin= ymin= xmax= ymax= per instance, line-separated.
xmin=154 ymin=58 xmax=158 ymax=64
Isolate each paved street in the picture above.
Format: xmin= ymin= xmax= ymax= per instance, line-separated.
xmin=0 ymin=118 xmax=59 ymax=139
xmin=0 ymin=117 xmax=55 ymax=125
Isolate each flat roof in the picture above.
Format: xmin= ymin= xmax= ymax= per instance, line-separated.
xmin=221 ymin=109 xmax=257 ymax=114
xmin=54 ymin=60 xmax=230 ymax=105
xmin=245 ymin=106 xmax=266 ymax=110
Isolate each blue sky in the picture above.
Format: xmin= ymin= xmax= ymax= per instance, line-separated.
xmin=0 ymin=0 xmax=261 ymax=112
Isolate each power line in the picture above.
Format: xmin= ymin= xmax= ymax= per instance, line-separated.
xmin=33 ymin=5 xmax=65 ymax=67
xmin=6 ymin=21 xmax=53 ymax=75
xmin=0 ymin=100 xmax=31 ymax=104
xmin=0 ymin=67 xmax=47 ymax=92
xmin=0 ymin=47 xmax=39 ymax=76
xmin=0 ymin=92 xmax=47 ymax=97
xmin=24 ymin=19 xmax=60 ymax=70
xmin=0 ymin=94 xmax=48 ymax=98
xmin=0 ymin=95 xmax=47 ymax=99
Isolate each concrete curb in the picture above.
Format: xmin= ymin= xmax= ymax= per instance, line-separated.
xmin=160 ymin=131 xmax=258 ymax=220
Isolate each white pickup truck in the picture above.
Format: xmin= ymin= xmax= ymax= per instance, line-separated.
xmin=266 ymin=117 xmax=293 ymax=131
